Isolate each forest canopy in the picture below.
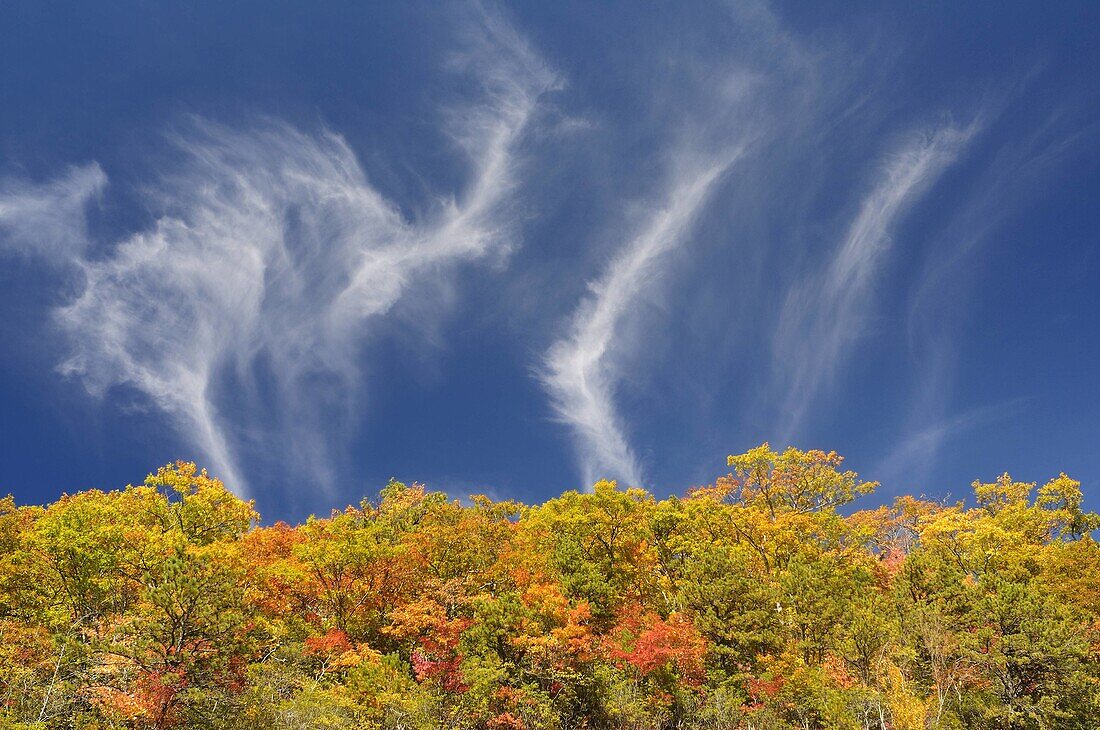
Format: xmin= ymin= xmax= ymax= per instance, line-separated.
xmin=1 ymin=445 xmax=1098 ymax=729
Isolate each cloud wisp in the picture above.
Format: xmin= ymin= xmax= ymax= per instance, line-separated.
xmin=0 ymin=12 xmax=557 ymax=498
xmin=884 ymin=100 xmax=1097 ymax=488
xmin=872 ymin=398 xmax=1025 ymax=491
xmin=543 ymin=154 xmax=738 ymax=489
xmin=538 ymin=0 xmax=817 ymax=491
xmin=772 ymin=123 xmax=976 ymax=438
xmin=0 ymin=165 xmax=106 ymax=262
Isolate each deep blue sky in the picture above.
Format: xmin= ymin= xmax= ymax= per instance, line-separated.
xmin=1 ymin=1 xmax=1098 ymax=521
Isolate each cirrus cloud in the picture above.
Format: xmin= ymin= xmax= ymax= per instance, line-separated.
xmin=0 ymin=10 xmax=558 ymax=499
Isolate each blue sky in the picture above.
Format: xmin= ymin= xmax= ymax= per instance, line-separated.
xmin=1 ymin=1 xmax=1098 ymax=521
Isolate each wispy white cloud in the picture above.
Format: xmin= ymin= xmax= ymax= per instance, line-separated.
xmin=0 ymin=164 xmax=106 ymax=261
xmin=891 ymin=102 xmax=1095 ymax=491
xmin=772 ymin=123 xmax=977 ymax=437
xmin=538 ymin=0 xmax=823 ymax=490
xmin=872 ymin=399 xmax=1024 ymax=490
xmin=0 ymin=12 xmax=557 ymax=498
xmin=543 ymin=152 xmax=739 ymax=488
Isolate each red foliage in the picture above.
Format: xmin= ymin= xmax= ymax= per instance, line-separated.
xmin=882 ymin=546 xmax=906 ymax=578
xmin=303 ymin=628 xmax=353 ymax=657
xmin=607 ymin=610 xmax=707 ymax=684
xmin=746 ymin=675 xmax=784 ymax=706
xmin=411 ymin=648 xmax=468 ymax=692
xmin=409 ymin=615 xmax=471 ymax=693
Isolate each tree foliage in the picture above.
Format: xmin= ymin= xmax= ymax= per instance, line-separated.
xmin=1 ymin=449 xmax=1097 ymax=729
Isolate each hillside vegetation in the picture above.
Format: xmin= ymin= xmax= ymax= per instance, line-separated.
xmin=1 ymin=445 xmax=1098 ymax=729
